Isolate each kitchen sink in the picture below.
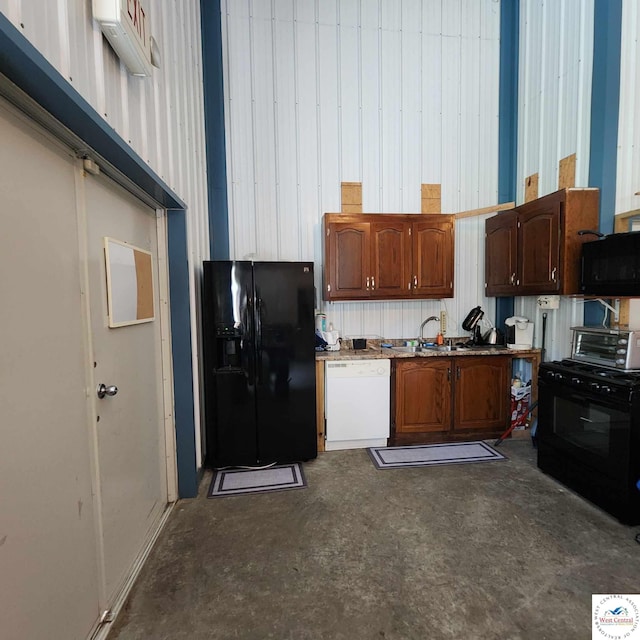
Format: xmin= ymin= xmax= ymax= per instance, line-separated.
xmin=389 ymin=343 xmax=504 ymax=354
xmin=389 ymin=344 xmax=479 ymax=353
xmin=390 ymin=345 xmax=460 ymax=353
xmin=390 ymin=345 xmax=425 ymax=353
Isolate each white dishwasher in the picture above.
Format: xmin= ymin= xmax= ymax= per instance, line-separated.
xmin=325 ymin=359 xmax=391 ymax=451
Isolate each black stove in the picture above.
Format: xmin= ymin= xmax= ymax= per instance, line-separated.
xmin=537 ymin=358 xmax=640 ymax=525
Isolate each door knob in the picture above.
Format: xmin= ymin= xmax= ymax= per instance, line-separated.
xmin=97 ymin=383 xmax=118 ymax=399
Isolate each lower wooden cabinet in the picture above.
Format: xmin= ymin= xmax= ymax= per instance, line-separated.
xmin=391 ymin=356 xmax=510 ymax=445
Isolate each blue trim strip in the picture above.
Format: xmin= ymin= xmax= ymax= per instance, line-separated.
xmin=498 ymin=0 xmax=519 ymax=207
xmin=0 ymin=13 xmax=199 ymax=497
xmin=167 ymin=214 xmax=199 ymax=497
xmin=588 ymin=0 xmax=622 ymax=235
xmin=585 ymin=0 xmax=622 ymax=326
xmin=495 ymin=0 xmax=519 ymax=329
xmin=200 ymin=0 xmax=230 ymax=259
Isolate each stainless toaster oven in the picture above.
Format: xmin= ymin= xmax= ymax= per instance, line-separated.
xmin=570 ymin=326 xmax=640 ymax=371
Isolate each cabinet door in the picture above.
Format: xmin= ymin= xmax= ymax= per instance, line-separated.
xmin=395 ymin=359 xmax=451 ymax=433
xmin=485 ymin=211 xmax=518 ymax=296
xmin=412 ymin=219 xmax=454 ymax=297
xmin=371 ymin=221 xmax=411 ymax=298
xmin=453 ymin=357 xmax=509 ymax=432
xmin=325 ymin=222 xmax=370 ymax=299
xmin=518 ymin=204 xmax=560 ymax=294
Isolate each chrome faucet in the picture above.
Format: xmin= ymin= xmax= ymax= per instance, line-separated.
xmin=419 ymin=316 xmax=440 ymax=342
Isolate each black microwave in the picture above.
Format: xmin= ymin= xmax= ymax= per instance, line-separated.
xmin=581 ymin=231 xmax=640 ymax=296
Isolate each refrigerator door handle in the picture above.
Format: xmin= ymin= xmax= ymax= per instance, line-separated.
xmin=255 ymin=297 xmax=263 ymax=383
xmin=245 ymin=290 xmax=256 ymax=385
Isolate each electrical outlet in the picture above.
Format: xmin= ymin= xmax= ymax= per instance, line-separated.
xmin=440 ymin=310 xmax=447 ymax=334
xmin=537 ymin=295 xmax=560 ymax=309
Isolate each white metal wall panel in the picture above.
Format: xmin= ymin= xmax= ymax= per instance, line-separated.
xmin=421 ymin=31 xmax=442 ymax=183
xmin=296 ymin=15 xmax=320 ymax=262
xmin=339 ymin=19 xmax=361 ymax=182
xmin=616 ymin=0 xmax=640 ymax=216
xmin=1 ymin=1 xmax=210 ymax=465
xmin=226 ymin=12 xmax=256 ymax=258
xmin=441 ymin=34 xmax=461 ymax=214
xmin=318 ymin=20 xmax=340 ymax=213
xmin=539 ymin=1 xmax=561 ymax=196
xmin=221 ymin=0 xmax=500 ymax=341
xmin=296 ymin=0 xmax=315 ymax=24
xmin=442 ymin=0 xmax=461 ymax=38
xmin=20 ymin=1 xmax=63 ymax=73
xmin=401 ymin=6 xmax=421 ymax=213
xmin=557 ymin=1 xmax=580 ymax=162
xmin=455 ymin=215 xmax=492 ymax=332
xmin=275 ymin=16 xmax=299 ymax=260
xmin=460 ymin=9 xmax=481 ymax=212
xmin=516 ymin=0 xmax=595 ymax=359
xmin=252 ymin=14 xmax=279 ymax=259
xmin=575 ymin=5 xmax=594 ymax=189
xmin=519 ymin=0 xmax=542 ymax=200
xmin=518 ymin=0 xmax=594 ymax=198
xmin=381 ymin=4 xmax=403 ymax=211
xmin=361 ymin=21 xmax=382 ymax=211
xmin=479 ymin=35 xmax=500 ymax=204
xmin=381 ymin=28 xmax=402 ymax=212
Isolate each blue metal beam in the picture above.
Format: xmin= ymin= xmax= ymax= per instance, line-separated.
xmin=589 ymin=0 xmax=622 ymax=236
xmin=495 ymin=0 xmax=520 ymax=329
xmin=498 ymin=0 xmax=519 ymax=208
xmin=200 ymin=0 xmax=230 ymax=259
xmin=167 ymin=213 xmax=199 ymax=497
xmin=585 ymin=0 xmax=622 ymax=326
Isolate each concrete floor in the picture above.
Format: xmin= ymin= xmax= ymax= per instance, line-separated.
xmin=109 ymin=439 xmax=640 ymax=640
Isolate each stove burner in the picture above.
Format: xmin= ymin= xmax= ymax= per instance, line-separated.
xmin=540 ymin=359 xmax=640 ymax=394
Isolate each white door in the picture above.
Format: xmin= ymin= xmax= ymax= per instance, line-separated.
xmin=0 ymin=100 xmax=101 ymax=639
xmin=83 ymin=173 xmax=169 ymax=604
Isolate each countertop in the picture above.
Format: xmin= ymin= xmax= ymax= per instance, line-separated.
xmin=316 ymin=341 xmax=541 ymax=361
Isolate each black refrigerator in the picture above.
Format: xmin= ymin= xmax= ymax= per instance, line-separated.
xmin=202 ymin=261 xmax=317 ymax=467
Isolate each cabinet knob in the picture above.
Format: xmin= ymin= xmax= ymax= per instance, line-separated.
xmin=366 ymin=276 xmax=370 ymax=290
xmin=510 ymin=273 xmax=516 ymax=285
xmin=371 ymin=276 xmax=375 ymax=290
xmin=551 ymin=267 xmax=557 ymax=281
xmin=413 ymin=275 xmax=417 ymax=288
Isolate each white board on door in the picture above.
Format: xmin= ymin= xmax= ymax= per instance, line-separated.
xmin=104 ymin=237 xmax=155 ymax=327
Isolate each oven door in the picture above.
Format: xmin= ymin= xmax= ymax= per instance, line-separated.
xmin=536 ymin=376 xmax=640 ymax=524
xmin=537 ymin=378 xmax=630 ymax=480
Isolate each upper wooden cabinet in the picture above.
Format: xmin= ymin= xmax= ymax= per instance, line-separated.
xmin=412 ymin=219 xmax=454 ymax=297
xmin=485 ymin=188 xmax=599 ymax=297
xmin=323 ymin=213 xmax=454 ymax=301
